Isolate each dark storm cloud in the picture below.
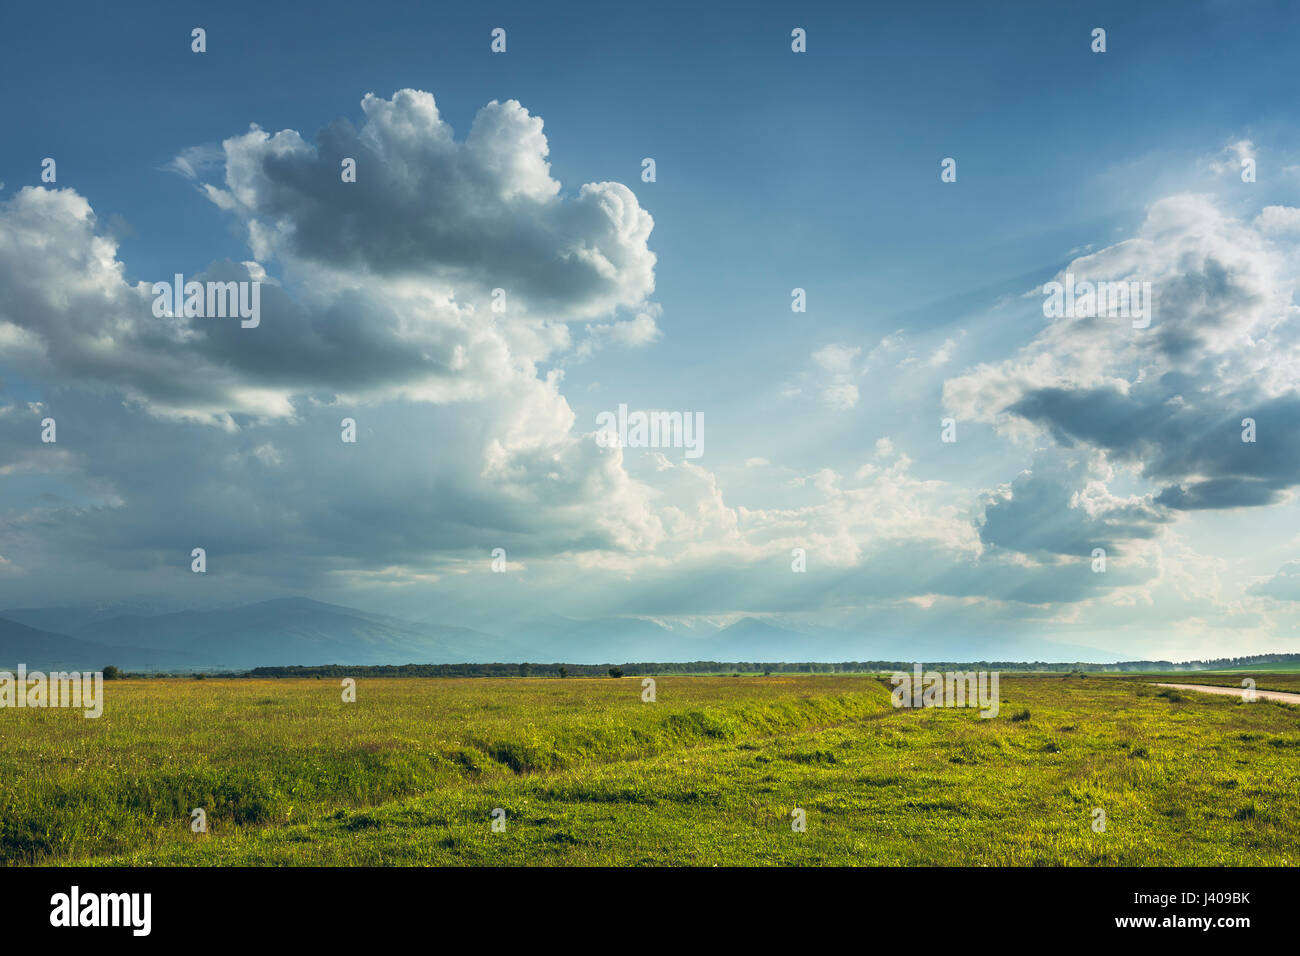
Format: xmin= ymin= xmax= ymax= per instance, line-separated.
xmin=1010 ymin=386 xmax=1300 ymax=511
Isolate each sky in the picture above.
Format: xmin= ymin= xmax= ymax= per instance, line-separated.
xmin=3 ymin=0 xmax=1300 ymax=661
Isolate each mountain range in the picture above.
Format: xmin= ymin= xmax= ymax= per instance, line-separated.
xmin=0 ymin=597 xmax=1122 ymax=670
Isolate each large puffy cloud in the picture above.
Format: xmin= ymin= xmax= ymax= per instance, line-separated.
xmin=0 ymin=90 xmax=670 ymax=598
xmin=946 ymin=194 xmax=1300 ymax=538
xmin=1 ymin=90 xmax=660 ymax=427
xmin=0 ymin=182 xmax=662 ymax=558
xmin=0 ymin=186 xmax=566 ymax=424
xmin=204 ymin=90 xmax=656 ymax=321
xmin=0 ymin=187 xmax=259 ymax=420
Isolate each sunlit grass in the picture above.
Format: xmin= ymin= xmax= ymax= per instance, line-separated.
xmin=1 ymin=674 xmax=1296 ymax=865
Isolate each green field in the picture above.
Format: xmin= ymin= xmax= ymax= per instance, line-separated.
xmin=2 ymin=674 xmax=1298 ymax=866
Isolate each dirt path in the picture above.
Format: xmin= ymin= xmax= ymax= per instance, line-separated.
xmin=1151 ymin=682 xmax=1300 ymax=705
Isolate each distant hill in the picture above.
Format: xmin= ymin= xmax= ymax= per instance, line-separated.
xmin=0 ymin=598 xmax=514 ymax=670
xmin=0 ymin=617 xmax=197 ymax=670
xmin=0 ymin=598 xmax=1126 ymax=669
xmin=0 ymin=602 xmax=164 ymax=636
xmin=421 ymin=601 xmax=1124 ymax=664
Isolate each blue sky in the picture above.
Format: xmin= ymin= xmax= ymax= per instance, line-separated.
xmin=3 ymin=0 xmax=1300 ymax=661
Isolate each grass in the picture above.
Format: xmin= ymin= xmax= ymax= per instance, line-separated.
xmin=1 ymin=673 xmax=1297 ymax=866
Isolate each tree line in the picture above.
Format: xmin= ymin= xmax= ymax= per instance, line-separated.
xmin=213 ymin=653 xmax=1300 ymax=679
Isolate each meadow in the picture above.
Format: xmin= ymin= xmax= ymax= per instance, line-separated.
xmin=1 ymin=673 xmax=1297 ymax=866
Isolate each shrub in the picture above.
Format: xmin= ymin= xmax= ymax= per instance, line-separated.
xmin=608 ymin=667 xmax=624 ymax=678
xmin=101 ymin=665 xmax=122 ymax=681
